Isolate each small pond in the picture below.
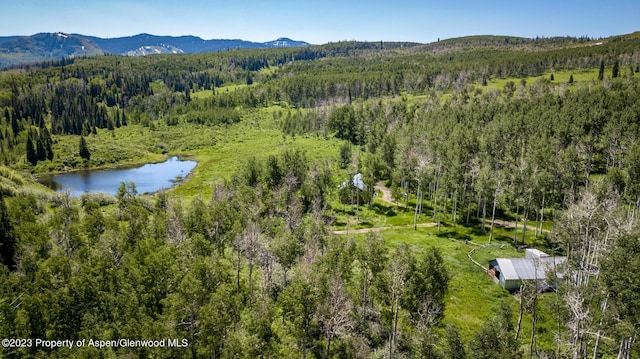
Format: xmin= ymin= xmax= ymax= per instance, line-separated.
xmin=38 ymin=156 xmax=197 ymax=197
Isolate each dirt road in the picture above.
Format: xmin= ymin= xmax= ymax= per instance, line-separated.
xmin=374 ymin=182 xmax=396 ymax=205
xmin=374 ymin=182 xmax=408 ymax=208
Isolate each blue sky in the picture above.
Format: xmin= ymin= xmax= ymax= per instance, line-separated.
xmin=1 ymin=0 xmax=637 ymax=44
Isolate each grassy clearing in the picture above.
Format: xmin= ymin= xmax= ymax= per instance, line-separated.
xmin=170 ymin=107 xmax=342 ymax=199
xmin=547 ymin=68 xmax=600 ymax=83
xmin=335 ymin=195 xmax=558 ymax=345
xmin=332 ymin=193 xmax=549 ymax=240
xmin=259 ymin=66 xmax=277 ymax=76
xmin=36 ymin=123 xmax=205 ymax=173
xmin=481 ymin=67 xmax=600 ymax=93
xmin=191 ymin=83 xmax=256 ymax=100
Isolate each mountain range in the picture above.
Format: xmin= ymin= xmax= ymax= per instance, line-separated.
xmin=0 ymin=32 xmax=312 ymax=67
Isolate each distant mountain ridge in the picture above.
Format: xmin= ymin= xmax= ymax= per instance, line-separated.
xmin=0 ymin=33 xmax=104 ymax=67
xmin=0 ymin=33 xmax=312 ymax=67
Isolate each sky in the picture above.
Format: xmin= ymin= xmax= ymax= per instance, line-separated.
xmin=1 ymin=0 xmax=638 ymax=44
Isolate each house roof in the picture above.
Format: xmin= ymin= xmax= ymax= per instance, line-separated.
xmin=352 ymin=173 xmax=365 ymax=190
xmin=494 ymin=257 xmax=567 ymax=281
xmin=339 ymin=173 xmax=366 ymax=190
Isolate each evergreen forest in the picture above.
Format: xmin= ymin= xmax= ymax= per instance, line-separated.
xmin=1 ymin=33 xmax=640 ymax=358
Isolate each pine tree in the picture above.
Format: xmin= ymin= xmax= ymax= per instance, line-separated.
xmin=612 ymin=60 xmax=620 ymax=78
xmin=598 ymin=60 xmax=605 ymax=81
xmin=40 ymin=126 xmax=53 ymax=160
xmin=5 ymin=130 xmax=12 ymax=150
xmin=10 ymin=113 xmax=20 ymax=137
xmin=79 ymin=135 xmax=90 ymax=161
xmin=445 ymin=323 xmax=467 ymax=359
xmin=0 ymin=192 xmax=17 ymax=270
xmin=36 ymin=134 xmax=46 ymax=162
xmin=25 ymin=133 xmax=37 ymax=165
xmin=339 ymin=142 xmax=352 ymax=169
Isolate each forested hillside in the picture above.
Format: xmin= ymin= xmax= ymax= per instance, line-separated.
xmin=0 ymin=33 xmax=313 ymax=68
xmin=0 ymin=33 xmax=640 ymax=358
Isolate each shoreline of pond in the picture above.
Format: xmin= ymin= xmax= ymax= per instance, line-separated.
xmin=35 ymin=153 xmax=196 ymax=176
xmin=37 ymin=155 xmax=198 ymax=197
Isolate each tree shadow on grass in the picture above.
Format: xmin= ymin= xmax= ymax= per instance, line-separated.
xmin=359 ymin=221 xmax=374 ymax=228
xmin=467 ymin=226 xmax=488 ymax=237
xmin=435 ymin=229 xmax=471 ymax=241
xmin=333 ymin=220 xmax=347 ymax=227
xmin=369 ymin=202 xmax=398 ymax=217
xmin=492 ymin=234 xmax=515 ymax=246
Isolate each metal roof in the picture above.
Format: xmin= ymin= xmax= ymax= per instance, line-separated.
xmin=352 ymin=173 xmax=365 ymax=190
xmin=338 ymin=173 xmax=366 ymax=190
xmin=525 ymin=248 xmax=550 ymax=258
xmin=494 ymin=257 xmax=566 ymax=281
xmin=495 ymin=258 xmax=519 ymax=280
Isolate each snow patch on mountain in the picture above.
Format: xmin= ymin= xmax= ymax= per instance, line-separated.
xmin=126 ymin=44 xmax=185 ymax=56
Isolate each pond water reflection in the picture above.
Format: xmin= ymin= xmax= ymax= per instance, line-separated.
xmin=38 ymin=156 xmax=197 ymax=197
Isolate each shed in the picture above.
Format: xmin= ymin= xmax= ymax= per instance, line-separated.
xmin=488 ymin=256 xmax=567 ymax=292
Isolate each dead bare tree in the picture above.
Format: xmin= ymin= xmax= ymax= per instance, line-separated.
xmin=413 ymin=300 xmax=442 ymax=358
xmin=386 ymin=245 xmax=411 ymax=359
xmin=166 ymin=200 xmax=187 ymax=245
xmin=318 ymin=276 xmax=355 ymax=358
xmin=617 ymin=336 xmax=635 ymax=359
xmin=555 ymin=182 xmax=623 ymax=358
xmin=489 ymin=179 xmax=503 ymax=243
xmin=242 ymin=220 xmax=262 ymax=290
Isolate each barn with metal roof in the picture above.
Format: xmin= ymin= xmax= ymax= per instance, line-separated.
xmin=488 ymin=252 xmax=567 ymax=292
